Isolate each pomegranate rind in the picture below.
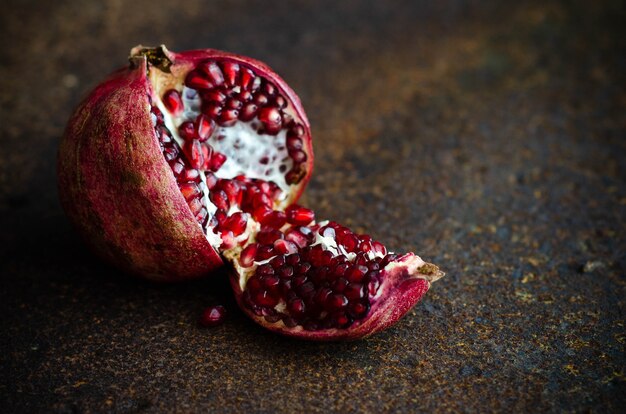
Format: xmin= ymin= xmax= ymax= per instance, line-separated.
xmin=228 ymin=253 xmax=443 ymax=341
xmin=58 ymin=57 xmax=222 ymax=281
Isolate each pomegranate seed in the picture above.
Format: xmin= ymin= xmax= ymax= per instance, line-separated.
xmin=238 ymin=90 xmax=253 ymax=102
xmin=320 ymin=226 xmax=335 ymax=238
xmin=205 ymin=172 xmax=218 ymax=189
xmin=169 ymin=159 xmax=185 ymax=177
xmin=254 ymin=290 xmax=279 ymax=307
xmin=200 ymin=61 xmax=224 ymax=86
xmin=249 ymin=76 xmax=262 ymax=92
xmin=349 ymin=302 xmax=369 ymax=318
xmin=226 ymin=98 xmax=242 ymax=110
xmin=254 ymin=93 xmax=269 ymax=106
xmin=163 ymin=89 xmax=183 ymax=114
xmin=344 ymin=283 xmax=366 ymax=301
xmin=240 ymin=102 xmax=258 ymax=121
xmin=239 ymin=68 xmax=255 ymax=90
xmin=202 ymin=101 xmax=222 ymax=119
xmin=196 ymin=207 xmax=209 ymax=227
xmin=179 ymin=182 xmax=200 ymax=200
xmin=240 ymin=244 xmax=258 ymax=267
xmin=273 ymin=95 xmax=287 ymax=109
xmin=285 ymin=204 xmax=315 ymax=226
xmin=290 ymin=124 xmax=305 ymax=138
xmin=258 ymin=107 xmax=282 ymax=133
xmin=210 ymin=190 xmax=230 ymax=210
xmin=263 ymin=82 xmax=277 ymax=96
xmin=256 ymin=264 xmax=274 ymax=276
xmin=201 ymin=144 xmax=213 ymax=170
xmin=219 ymin=109 xmax=239 ymax=126
xmin=220 ymin=231 xmax=236 ymax=249
xmin=339 ymin=233 xmax=359 ymax=253
xmin=253 ymin=193 xmax=273 ymax=209
xmin=183 ymin=140 xmax=205 ymax=169
xmin=256 ymin=228 xmax=283 ymax=245
xmin=332 ymin=278 xmax=349 ymax=293
xmin=367 ymin=272 xmax=381 ymax=295
xmin=196 ymin=114 xmax=215 ymax=142
xmin=220 ymin=179 xmax=243 ymax=206
xmin=327 ymin=294 xmax=348 ymax=310
xmin=372 ymin=241 xmax=387 ymax=255
xmin=285 ymin=165 xmax=306 ymax=184
xmin=290 ymin=150 xmax=307 ymax=163
xmin=260 ymin=210 xmax=287 ymax=229
xmin=221 ymin=61 xmax=240 ymax=87
xmin=214 ymin=209 xmax=227 ymax=226
xmin=346 ymin=265 xmax=368 ymax=283
xmin=278 ymin=265 xmax=294 ymax=279
xmin=286 ymin=135 xmax=303 ymax=151
xmin=208 ymin=152 xmax=227 ymax=172
xmin=185 ymin=70 xmax=213 ymax=90
xmin=252 ymin=205 xmax=273 ymax=223
xmin=270 ymin=255 xmax=286 ymax=267
xmin=273 ymin=239 xmax=298 ymax=255
xmin=285 ymin=228 xmax=310 ymax=248
xmin=288 ymin=298 xmax=306 ymax=316
xmin=187 ymin=197 xmax=203 ymax=215
xmin=256 ymin=245 xmax=276 ymax=261
xmin=179 ymin=121 xmax=197 ymax=141
xmin=203 ymin=90 xmax=227 ymax=104
xmin=222 ymin=212 xmax=248 ymax=236
xmin=199 ymin=305 xmax=226 ymax=327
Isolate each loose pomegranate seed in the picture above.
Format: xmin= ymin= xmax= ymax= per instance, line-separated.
xmin=199 ymin=305 xmax=227 ymax=327
xmin=163 ymin=89 xmax=183 ymax=114
xmin=285 ymin=204 xmax=315 ymax=226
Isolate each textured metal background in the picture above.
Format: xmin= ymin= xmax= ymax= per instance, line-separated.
xmin=1 ymin=0 xmax=624 ymax=412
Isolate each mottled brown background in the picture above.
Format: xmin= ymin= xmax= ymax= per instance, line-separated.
xmin=1 ymin=0 xmax=624 ymax=413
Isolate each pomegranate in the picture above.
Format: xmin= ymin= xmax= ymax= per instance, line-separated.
xmin=225 ymin=209 xmax=443 ymax=340
xmin=58 ymin=45 xmax=443 ymax=340
xmin=58 ymin=45 xmax=313 ymax=281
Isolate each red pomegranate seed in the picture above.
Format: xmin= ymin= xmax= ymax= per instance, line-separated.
xmin=263 ymin=82 xmax=277 ymax=96
xmin=258 ymin=107 xmax=282 ymax=132
xmin=346 ymin=265 xmax=368 ymax=283
xmin=210 ymin=190 xmax=230 ymax=210
xmin=239 ymin=67 xmax=255 ymax=90
xmin=286 ymin=135 xmax=303 ymax=151
xmin=367 ymin=272 xmax=381 ymax=295
xmin=199 ymin=305 xmax=227 ymax=327
xmin=220 ymin=61 xmax=240 ymax=87
xmin=196 ymin=114 xmax=215 ymax=142
xmin=260 ymin=210 xmax=287 ymax=229
xmin=237 ymin=90 xmax=253 ymax=102
xmin=284 ymin=228 xmax=310 ymax=248
xmin=289 ymin=150 xmax=307 ymax=163
xmin=240 ymin=103 xmax=258 ymax=121
xmin=285 ymin=165 xmax=306 ymax=184
xmin=288 ymin=298 xmax=306 ymax=316
xmin=203 ymin=90 xmax=227 ymax=104
xmin=205 ymin=172 xmax=218 ymax=189
xmin=201 ymin=144 xmax=213 ymax=170
xmin=252 ymin=205 xmax=273 ymax=223
xmin=274 ymin=239 xmax=298 ymax=255
xmin=278 ymin=265 xmax=294 ymax=279
xmin=220 ymin=179 xmax=243 ymax=206
xmin=208 ymin=152 xmax=227 ymax=172
xmin=219 ymin=109 xmax=239 ymax=126
xmin=223 ymin=212 xmax=248 ymax=236
xmin=240 ymin=244 xmax=258 ymax=267
xmin=285 ymin=204 xmax=315 ymax=226
xmin=327 ymin=294 xmax=348 ymax=311
xmin=344 ymin=283 xmax=366 ymax=301
xmin=187 ymin=197 xmax=203 ymax=215
xmin=256 ymin=228 xmax=283 ymax=245
xmin=249 ymin=76 xmax=262 ymax=92
xmin=169 ymin=159 xmax=185 ymax=177
xmin=349 ymin=302 xmax=369 ymax=318
xmin=254 ymin=290 xmax=279 ymax=307
xmin=226 ymin=98 xmax=242 ymax=110
xmin=179 ymin=182 xmax=200 ymax=200
xmin=179 ymin=121 xmax=197 ymax=141
xmin=273 ymin=95 xmax=287 ymax=109
xmin=254 ymin=93 xmax=268 ymax=106
xmin=185 ymin=70 xmax=213 ymax=90
xmin=221 ymin=231 xmax=236 ymax=249
xmin=332 ymin=278 xmax=349 ymax=293
xmin=372 ymin=241 xmax=387 ymax=255
xmin=200 ymin=61 xmax=224 ymax=86
xmin=183 ymin=140 xmax=205 ymax=169
xmin=256 ymin=245 xmax=276 ymax=261
xmin=196 ymin=207 xmax=209 ymax=227
xmin=202 ymin=102 xmax=223 ymax=120
xmin=163 ymin=89 xmax=183 ymax=114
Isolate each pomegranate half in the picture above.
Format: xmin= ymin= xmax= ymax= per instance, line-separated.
xmin=58 ymin=45 xmax=313 ymax=281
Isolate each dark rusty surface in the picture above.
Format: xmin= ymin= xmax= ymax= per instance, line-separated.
xmin=1 ymin=1 xmax=625 ymax=412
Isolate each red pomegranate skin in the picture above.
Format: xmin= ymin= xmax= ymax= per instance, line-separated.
xmin=58 ymin=47 xmax=313 ymax=281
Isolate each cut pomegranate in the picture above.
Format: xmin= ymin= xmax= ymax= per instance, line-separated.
xmin=58 ymin=45 xmax=313 ymax=281
xmin=58 ymin=44 xmax=443 ymax=340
